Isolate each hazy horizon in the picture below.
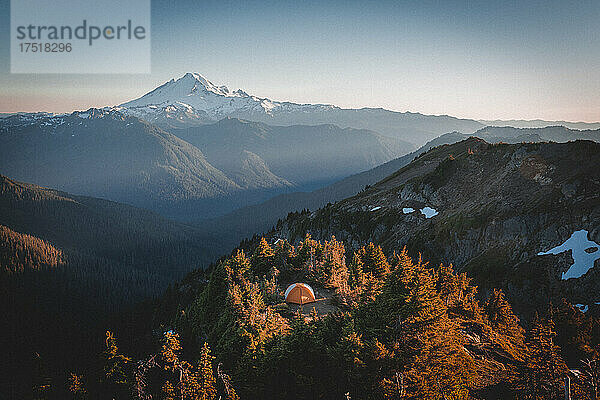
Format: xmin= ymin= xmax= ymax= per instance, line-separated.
xmin=1 ymin=0 xmax=599 ymax=122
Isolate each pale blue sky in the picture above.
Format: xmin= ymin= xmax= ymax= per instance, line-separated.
xmin=1 ymin=0 xmax=599 ymax=122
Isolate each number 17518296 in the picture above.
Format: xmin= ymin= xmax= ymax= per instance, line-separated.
xmin=19 ymin=42 xmax=72 ymax=52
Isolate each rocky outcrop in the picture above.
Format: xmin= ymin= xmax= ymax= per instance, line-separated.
xmin=272 ymin=139 xmax=600 ymax=318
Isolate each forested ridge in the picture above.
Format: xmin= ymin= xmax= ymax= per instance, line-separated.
xmin=53 ymin=236 xmax=600 ymax=400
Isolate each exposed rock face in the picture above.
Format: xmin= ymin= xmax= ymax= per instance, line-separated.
xmin=273 ymin=138 xmax=600 ymax=317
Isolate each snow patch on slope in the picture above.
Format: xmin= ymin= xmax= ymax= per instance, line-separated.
xmin=575 ymin=304 xmax=589 ymax=313
xmin=537 ymin=229 xmax=600 ymax=280
xmin=420 ymin=207 xmax=438 ymax=218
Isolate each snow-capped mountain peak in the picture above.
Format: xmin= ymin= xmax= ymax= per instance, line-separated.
xmin=179 ymin=72 xmax=237 ymax=97
xmin=116 ymin=72 xmax=336 ymax=126
xmin=121 ymin=72 xmax=248 ymax=108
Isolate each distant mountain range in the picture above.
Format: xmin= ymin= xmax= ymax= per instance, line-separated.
xmin=116 ymin=73 xmax=483 ymax=146
xmin=204 ymin=125 xmax=600 ymax=247
xmin=169 ymin=117 xmax=411 ymax=187
xmin=0 ymin=109 xmax=405 ymax=219
xmin=474 ymin=125 xmax=600 ymax=143
xmin=480 ymin=119 xmax=600 ymax=130
xmin=202 ymin=132 xmax=469 ymax=245
xmin=0 ymin=109 xmax=240 ymax=217
xmin=2 ymin=72 xmax=599 ymax=223
xmin=116 ymin=73 xmax=600 ymax=146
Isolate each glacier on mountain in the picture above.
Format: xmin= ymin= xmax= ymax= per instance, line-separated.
xmin=117 ymin=72 xmax=336 ymax=122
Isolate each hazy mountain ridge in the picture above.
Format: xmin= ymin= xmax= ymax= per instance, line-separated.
xmin=0 ymin=109 xmax=240 ymax=208
xmin=203 ymin=125 xmax=600 ymax=247
xmin=171 ymin=117 xmax=413 ymax=187
xmin=116 ymin=73 xmax=600 ymax=149
xmin=117 ymin=73 xmax=485 ymax=146
xmin=0 ymin=108 xmax=413 ymax=219
xmin=480 ymin=119 xmax=600 ymax=130
xmin=473 ymin=125 xmax=600 ymax=143
xmin=226 ymin=150 xmax=293 ymax=190
xmin=202 ymin=132 xmax=470 ymax=246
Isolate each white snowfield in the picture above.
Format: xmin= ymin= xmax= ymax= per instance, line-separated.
xmin=537 ymin=229 xmax=600 ymax=280
xmin=402 ymin=207 xmax=415 ymax=214
xmin=118 ymin=72 xmax=336 ymax=121
xmin=420 ymin=207 xmax=438 ymax=218
xmin=370 ymin=206 xmax=382 ymax=212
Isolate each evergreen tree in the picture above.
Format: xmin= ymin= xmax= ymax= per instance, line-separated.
xmin=434 ymin=263 xmax=481 ymax=318
xmin=348 ymin=252 xmax=365 ymax=291
xmin=485 ymin=289 xmax=526 ymax=359
xmin=196 ymin=342 xmax=217 ymax=400
xmin=357 ymin=243 xmax=391 ymax=279
xmin=367 ymin=253 xmax=475 ymax=399
xmin=397 ymin=262 xmax=474 ymax=399
xmin=520 ymin=314 xmax=567 ymax=399
xmin=226 ymin=250 xmax=251 ymax=280
xmin=68 ymin=373 xmax=86 ymax=400
xmin=252 ymin=238 xmax=275 ymax=277
xmin=161 ymin=331 xmax=182 ymax=369
xmin=101 ymin=331 xmax=131 ymax=398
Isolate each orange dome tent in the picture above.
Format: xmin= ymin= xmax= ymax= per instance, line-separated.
xmin=284 ymin=283 xmax=316 ymax=305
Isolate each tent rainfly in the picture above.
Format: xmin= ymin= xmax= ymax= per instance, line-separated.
xmin=284 ymin=283 xmax=316 ymax=305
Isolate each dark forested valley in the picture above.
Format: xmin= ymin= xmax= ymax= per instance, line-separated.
xmin=0 ymin=174 xmax=224 ymax=397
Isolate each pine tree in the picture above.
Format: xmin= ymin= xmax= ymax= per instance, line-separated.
xmin=348 ymin=252 xmax=365 ymax=291
xmin=225 ymin=250 xmax=251 ymax=280
xmin=484 ymin=289 xmax=526 ymax=359
xmin=434 ymin=263 xmax=479 ymax=316
xmin=101 ymin=331 xmax=131 ymax=398
xmin=357 ymin=243 xmax=391 ymax=279
xmin=325 ymin=236 xmax=349 ymax=295
xmin=160 ymin=331 xmax=218 ymax=400
xmin=161 ymin=331 xmax=182 ymax=369
xmin=520 ymin=314 xmax=567 ymax=399
xmin=68 ymin=373 xmax=86 ymax=400
xmin=160 ymin=331 xmax=189 ymax=399
xmin=197 ymin=342 xmax=217 ymax=400
xmin=375 ymin=254 xmax=475 ymax=399
xmin=252 ymin=238 xmax=275 ymax=277
xmin=296 ymin=234 xmax=324 ymax=279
